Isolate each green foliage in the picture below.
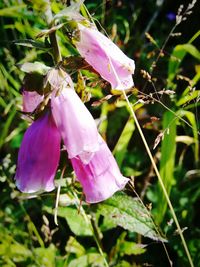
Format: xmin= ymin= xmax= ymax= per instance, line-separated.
xmin=96 ymin=192 xmax=166 ymax=242
xmin=113 ymin=118 xmax=135 ymax=167
xmin=156 ymin=111 xmax=176 ymax=224
xmin=0 ymin=0 xmax=199 ymax=266
xmin=45 ymin=206 xmax=93 ymax=236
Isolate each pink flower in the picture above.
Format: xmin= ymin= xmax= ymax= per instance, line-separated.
xmin=16 ymin=68 xmax=128 ymax=202
xmin=22 ymin=90 xmax=43 ymax=113
xmin=15 ymin=111 xmax=61 ymax=193
xmin=75 ymin=23 xmax=135 ymax=90
xmin=51 ymin=71 xmax=99 ymax=163
xmin=71 ymin=135 xmax=129 ymax=203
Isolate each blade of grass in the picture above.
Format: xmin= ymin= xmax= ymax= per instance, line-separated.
xmin=122 ymin=90 xmax=194 ymax=267
xmin=71 ymin=191 xmax=109 ymax=267
xmin=156 ymin=111 xmax=176 ymax=224
xmin=178 ymin=110 xmax=199 ymax=163
xmin=0 ymin=107 xmax=16 ymax=149
xmin=113 ymin=117 xmax=135 ymax=168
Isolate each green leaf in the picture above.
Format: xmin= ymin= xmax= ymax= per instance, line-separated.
xmin=34 ymin=244 xmax=57 ymax=267
xmin=44 ymin=206 xmax=93 ymax=236
xmin=14 ymin=39 xmax=50 ymax=50
xmin=115 ymin=260 xmax=131 ymax=267
xmin=96 ymin=192 xmax=166 ymax=241
xmin=53 ymin=0 xmax=84 ymax=22
xmin=176 ymin=135 xmax=195 ymax=146
xmin=176 ymin=90 xmax=200 ymax=106
xmin=113 ymin=117 xmax=135 ymax=168
xmin=0 ymin=243 xmax=32 ymax=261
xmin=65 ymin=236 xmax=85 ymax=257
xmin=156 ymin=111 xmax=176 ymax=224
xmin=178 ymin=110 xmax=199 ymax=163
xmin=36 ymin=23 xmax=65 ymax=38
xmin=120 ymin=241 xmax=146 ymax=256
xmin=18 ymin=62 xmax=50 ymax=75
xmin=177 ymin=68 xmax=200 ymax=98
xmin=68 ymin=253 xmax=105 ymax=267
xmin=112 ymin=232 xmax=146 ymax=257
xmin=0 ymin=108 xmax=16 ymax=149
xmin=0 ymin=5 xmax=26 ymax=17
xmin=168 ymin=44 xmax=200 ymax=83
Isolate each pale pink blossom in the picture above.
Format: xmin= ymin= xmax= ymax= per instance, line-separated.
xmin=71 ymin=135 xmax=129 ymax=203
xmin=22 ymin=90 xmax=43 ymax=113
xmin=75 ymin=23 xmax=135 ymax=90
xmin=15 ymin=111 xmax=61 ymax=193
xmin=16 ymin=68 xmax=128 ymax=202
xmin=51 ymin=71 xmax=99 ymax=164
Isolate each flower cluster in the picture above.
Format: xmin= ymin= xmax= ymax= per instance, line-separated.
xmin=15 ymin=23 xmax=135 ymax=203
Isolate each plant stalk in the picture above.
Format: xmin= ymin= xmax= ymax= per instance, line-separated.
xmin=49 ymin=32 xmax=62 ymax=64
xmin=72 ymin=192 xmax=109 ymax=267
xmin=44 ymin=0 xmax=62 ymax=64
xmin=123 ymin=90 xmax=194 ymax=267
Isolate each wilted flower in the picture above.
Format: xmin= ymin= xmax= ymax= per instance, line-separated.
xmin=71 ymin=135 xmax=129 ymax=203
xmin=50 ymin=69 xmax=99 ymax=163
xmin=75 ymin=23 xmax=135 ymax=90
xmin=15 ymin=111 xmax=61 ymax=193
xmin=22 ymin=90 xmax=43 ymax=113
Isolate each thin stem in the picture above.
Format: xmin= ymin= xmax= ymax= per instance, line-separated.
xmin=49 ymin=32 xmax=62 ymax=64
xmin=129 ymin=182 xmax=173 ymax=267
xmin=44 ymin=0 xmax=62 ymax=64
xmin=123 ymin=90 xmax=194 ymax=267
xmin=19 ymin=203 xmax=45 ymax=248
xmin=137 ymin=87 xmax=199 ymax=135
xmin=72 ymin=191 xmax=109 ymax=267
xmin=54 ymin=166 xmax=66 ymax=226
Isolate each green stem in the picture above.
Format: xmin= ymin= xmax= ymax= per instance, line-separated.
xmin=49 ymin=32 xmax=62 ymax=64
xmin=72 ymin=192 xmax=109 ymax=267
xmin=123 ymin=90 xmax=194 ymax=267
xmin=44 ymin=0 xmax=62 ymax=64
xmin=54 ymin=166 xmax=66 ymax=226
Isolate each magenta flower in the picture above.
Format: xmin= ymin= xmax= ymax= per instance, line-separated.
xmin=15 ymin=111 xmax=61 ymax=193
xmin=22 ymin=90 xmax=43 ymax=113
xmin=71 ymin=135 xmax=129 ymax=203
xmin=75 ymin=23 xmax=135 ymax=90
xmin=51 ymin=72 xmax=99 ymax=164
xmin=16 ymin=68 xmax=128 ymax=202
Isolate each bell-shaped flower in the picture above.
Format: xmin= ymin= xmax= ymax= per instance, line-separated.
xmin=50 ymin=70 xmax=99 ymax=164
xmin=71 ymin=135 xmax=129 ymax=203
xmin=22 ymin=90 xmax=44 ymax=113
xmin=15 ymin=111 xmax=61 ymax=193
xmin=75 ymin=23 xmax=135 ymax=90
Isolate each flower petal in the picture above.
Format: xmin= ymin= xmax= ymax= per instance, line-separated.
xmin=15 ymin=112 xmax=61 ymax=193
xmin=22 ymin=90 xmax=43 ymax=113
xmin=51 ymin=84 xmax=99 ymax=163
xmin=71 ymin=135 xmax=129 ymax=203
xmin=75 ymin=23 xmax=135 ymax=90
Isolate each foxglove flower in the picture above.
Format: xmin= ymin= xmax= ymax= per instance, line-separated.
xmin=50 ymin=70 xmax=99 ymax=163
xmin=15 ymin=111 xmax=61 ymax=193
xmin=71 ymin=135 xmax=129 ymax=203
xmin=75 ymin=23 xmax=135 ymax=90
xmin=22 ymin=90 xmax=43 ymax=113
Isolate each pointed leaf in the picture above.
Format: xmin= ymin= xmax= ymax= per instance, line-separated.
xmin=18 ymin=62 xmax=50 ymax=75
xmin=14 ymin=39 xmax=49 ymax=50
xmin=96 ymin=192 xmax=166 ymax=241
xmin=68 ymin=253 xmax=105 ymax=267
xmin=44 ymin=206 xmax=93 ymax=236
xmin=156 ymin=111 xmax=176 ymax=224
